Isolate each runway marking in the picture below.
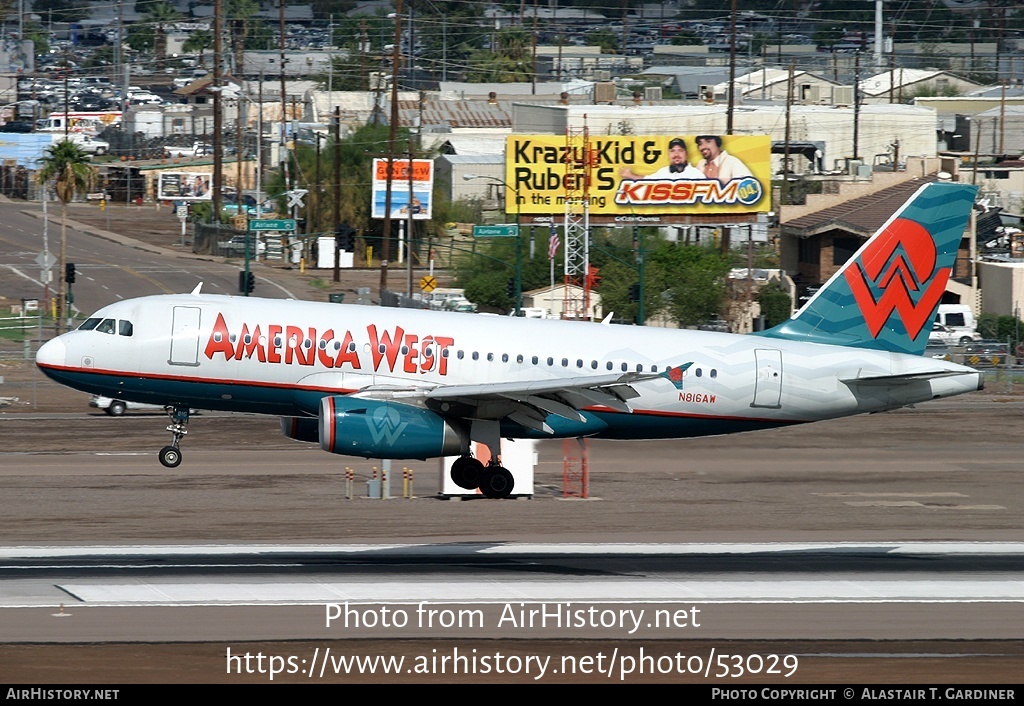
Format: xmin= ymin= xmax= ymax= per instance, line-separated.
xmin=843 ymin=501 xmax=1005 ymax=510
xmin=816 ymin=492 xmax=969 ymax=497
xmin=50 ymin=579 xmax=1024 ymax=605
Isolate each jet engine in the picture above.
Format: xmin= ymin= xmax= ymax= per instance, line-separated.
xmin=318 ymin=396 xmax=467 ymax=459
xmin=280 ymin=416 xmax=320 ymax=443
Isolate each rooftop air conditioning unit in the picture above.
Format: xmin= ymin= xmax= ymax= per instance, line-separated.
xmin=593 ymin=69 xmax=611 ymax=81
xmin=594 ymin=82 xmax=617 ymax=104
xmin=832 ymin=86 xmax=854 ymax=106
xmin=644 ymin=86 xmax=662 ymax=101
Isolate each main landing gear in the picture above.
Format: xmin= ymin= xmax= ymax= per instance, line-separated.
xmin=450 ymin=456 xmax=515 ymax=499
xmin=159 ymin=406 xmax=190 ymax=468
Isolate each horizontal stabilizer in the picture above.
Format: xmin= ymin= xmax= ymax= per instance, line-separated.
xmin=841 ymin=370 xmax=973 ymax=386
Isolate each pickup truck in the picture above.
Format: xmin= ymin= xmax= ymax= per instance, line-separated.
xmin=71 ymin=134 xmax=109 ymax=155
xmin=164 ymin=142 xmax=213 ymax=158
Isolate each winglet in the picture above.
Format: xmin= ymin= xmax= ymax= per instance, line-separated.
xmin=601 ymin=312 xmax=614 ymax=325
xmin=191 ymin=283 xmax=203 ymax=295
xmin=658 ymin=362 xmax=694 ymax=390
xmin=758 ymin=181 xmax=977 ymax=355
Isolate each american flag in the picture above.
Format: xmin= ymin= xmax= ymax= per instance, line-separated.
xmin=548 ymin=227 xmax=559 ymax=260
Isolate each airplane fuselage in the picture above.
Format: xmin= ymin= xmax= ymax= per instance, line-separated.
xmin=37 ymin=293 xmax=983 ymax=444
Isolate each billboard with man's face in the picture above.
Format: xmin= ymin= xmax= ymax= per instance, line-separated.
xmin=157 ymin=172 xmax=213 ymax=201
xmin=504 ymin=135 xmax=771 ymax=219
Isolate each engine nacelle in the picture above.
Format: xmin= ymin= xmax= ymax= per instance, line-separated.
xmin=319 ymin=396 xmax=467 ymax=459
xmin=281 ymin=416 xmax=320 ymax=443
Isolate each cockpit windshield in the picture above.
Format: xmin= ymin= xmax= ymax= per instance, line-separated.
xmin=78 ymin=317 xmax=134 ymax=336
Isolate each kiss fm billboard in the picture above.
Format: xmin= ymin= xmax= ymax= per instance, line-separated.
xmin=504 ymin=135 xmax=771 ymax=217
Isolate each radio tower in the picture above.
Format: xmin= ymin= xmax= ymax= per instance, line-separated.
xmin=563 ymin=121 xmax=593 ymax=320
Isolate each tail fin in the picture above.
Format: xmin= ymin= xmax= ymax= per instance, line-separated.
xmin=760 ymin=181 xmax=977 ymax=354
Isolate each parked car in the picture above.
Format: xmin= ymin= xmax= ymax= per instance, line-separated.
xmin=90 ymin=395 xmax=164 ymax=416
xmin=221 ymin=193 xmax=259 ymax=215
xmin=164 ymin=142 xmax=213 ymax=158
xmin=0 ymin=120 xmax=34 ymax=133
xmin=923 ymin=343 xmax=952 ymax=360
xmin=928 ymin=322 xmax=980 ymax=346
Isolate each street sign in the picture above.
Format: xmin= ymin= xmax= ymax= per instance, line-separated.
xmin=35 ymin=252 xmax=57 ymax=270
xmin=472 ymin=224 xmax=519 ymax=238
xmin=249 ymin=219 xmax=297 ymax=231
xmin=286 ymin=189 xmax=308 ymax=209
xmin=420 ymin=275 xmax=437 ymax=292
xmin=176 ymin=205 xmax=188 ymax=220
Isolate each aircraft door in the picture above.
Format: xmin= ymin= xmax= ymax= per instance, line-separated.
xmin=751 ymin=348 xmax=783 ymax=408
xmin=168 ymin=306 xmax=202 ymax=366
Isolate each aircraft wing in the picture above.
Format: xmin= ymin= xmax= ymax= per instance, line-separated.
xmin=350 ymin=372 xmax=664 ymax=434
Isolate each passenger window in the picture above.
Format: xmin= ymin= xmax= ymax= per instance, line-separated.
xmin=606 ymin=361 xmax=613 ymax=371
xmin=96 ymin=318 xmax=116 ymax=334
xmin=710 ymin=369 xmax=717 ymax=378
xmin=532 ymin=356 xmax=539 ymax=365
xmin=472 ymin=351 xmax=479 ymax=360
xmin=118 ymin=320 xmax=133 ymax=336
xmin=79 ymin=318 xmax=101 ymax=331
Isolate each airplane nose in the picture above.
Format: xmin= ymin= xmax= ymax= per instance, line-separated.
xmin=36 ymin=336 xmax=67 ymax=369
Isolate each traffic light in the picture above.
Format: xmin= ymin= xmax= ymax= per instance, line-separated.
xmin=64 ymin=263 xmax=76 ymax=284
xmin=335 ymin=223 xmax=354 ymax=251
xmin=506 ymin=277 xmax=515 ymax=298
xmin=628 ymin=283 xmax=640 ymax=302
xmin=238 ymin=270 xmax=255 ymax=294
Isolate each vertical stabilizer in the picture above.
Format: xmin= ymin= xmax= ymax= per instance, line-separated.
xmin=760 ymin=181 xmax=977 ymax=354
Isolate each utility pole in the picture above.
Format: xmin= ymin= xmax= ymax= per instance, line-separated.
xmin=212 ymin=0 xmax=223 ymax=220
xmin=379 ymin=0 xmax=403 ymax=300
xmin=333 ymin=106 xmax=341 ymax=282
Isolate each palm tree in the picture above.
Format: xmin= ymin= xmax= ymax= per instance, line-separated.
xmin=144 ymin=1 xmax=180 ymax=70
xmin=37 ymin=141 xmax=94 ymax=332
xmin=228 ymin=0 xmax=260 ymax=75
xmin=182 ymin=29 xmax=214 ymax=68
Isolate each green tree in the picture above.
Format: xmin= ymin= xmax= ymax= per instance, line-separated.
xmin=466 ymin=27 xmax=535 ymax=83
xmin=182 ymin=29 xmax=213 ymax=68
xmin=651 ymin=243 xmax=732 ymax=326
xmin=37 ymin=141 xmax=94 ymax=332
xmin=585 ymin=29 xmax=619 ymax=54
xmin=125 ymin=23 xmax=155 ymax=53
xmin=757 ymin=281 xmax=793 ymax=328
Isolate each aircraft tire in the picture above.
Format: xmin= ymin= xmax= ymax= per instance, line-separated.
xmin=450 ymin=456 xmax=483 ymax=490
xmin=107 ymin=401 xmax=126 ymax=416
xmin=159 ymin=445 xmax=182 ymax=468
xmin=480 ymin=466 xmax=514 ymax=499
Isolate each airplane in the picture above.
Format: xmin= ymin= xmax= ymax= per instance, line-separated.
xmin=36 ymin=181 xmax=982 ymax=499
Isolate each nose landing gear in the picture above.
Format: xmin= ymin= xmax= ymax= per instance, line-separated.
xmin=159 ymin=406 xmax=190 ymax=468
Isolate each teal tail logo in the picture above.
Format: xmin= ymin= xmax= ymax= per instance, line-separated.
xmin=759 ymin=182 xmax=977 ymax=355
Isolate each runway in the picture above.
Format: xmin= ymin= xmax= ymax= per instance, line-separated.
xmin=2 ymin=381 xmax=1023 ymax=680
xmin=1 ymin=542 xmax=1022 ymax=644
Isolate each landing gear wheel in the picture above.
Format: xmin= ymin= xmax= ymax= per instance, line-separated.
xmin=480 ymin=466 xmax=514 ymax=499
xmin=450 ymin=456 xmax=484 ymax=490
xmin=106 ymin=401 xmax=126 ymax=416
xmin=159 ymin=445 xmax=182 ymax=468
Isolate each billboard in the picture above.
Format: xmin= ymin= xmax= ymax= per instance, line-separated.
xmin=371 ymin=158 xmax=433 ymax=220
xmin=157 ymin=172 xmax=213 ymax=201
xmin=505 ymin=135 xmax=771 ymax=218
